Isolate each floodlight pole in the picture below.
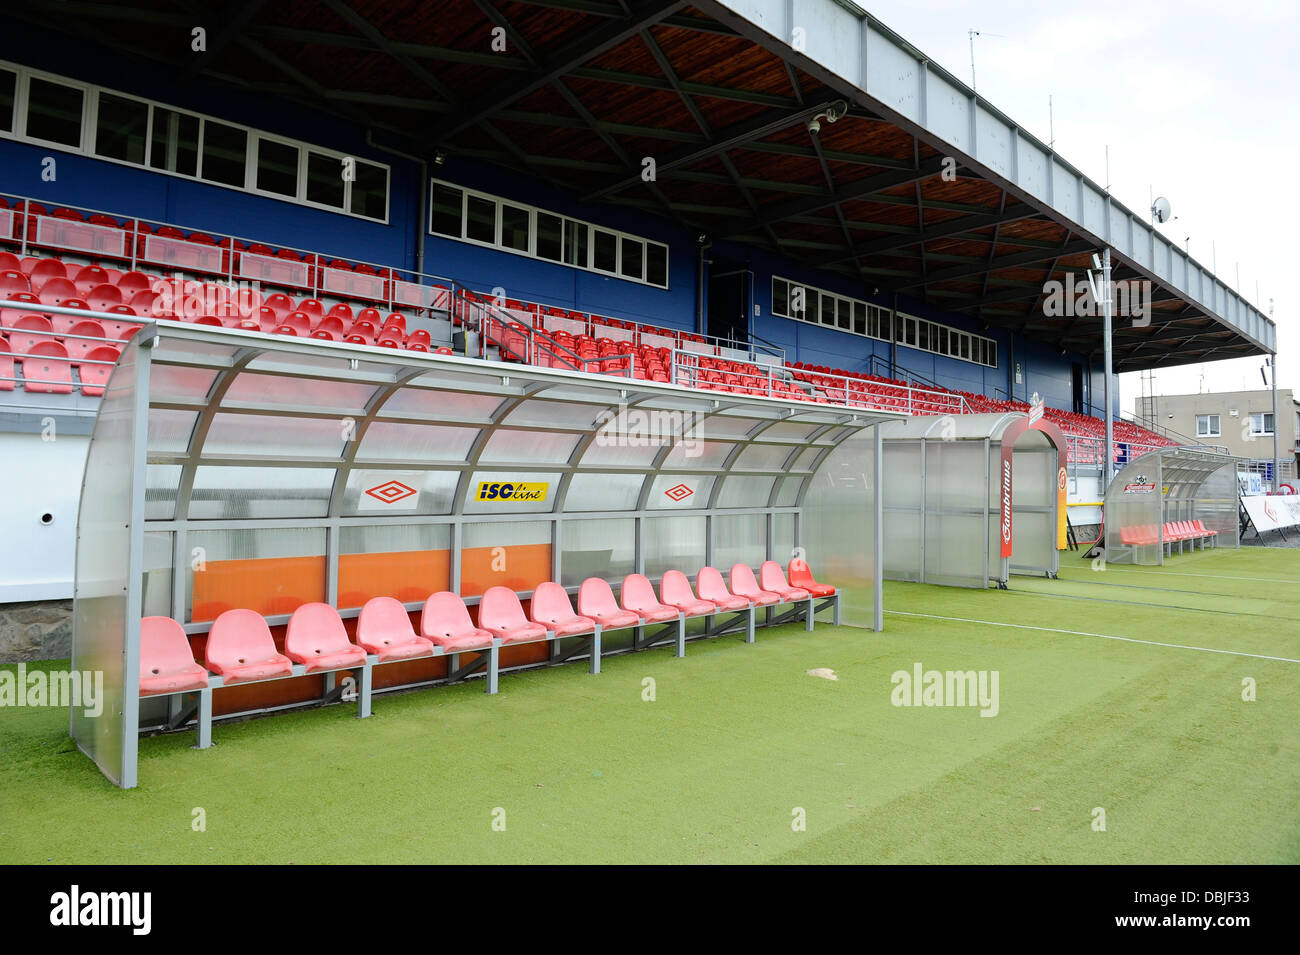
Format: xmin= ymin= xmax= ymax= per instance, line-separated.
xmin=1102 ymin=247 xmax=1114 ymax=487
xmin=1271 ymin=353 xmax=1280 ymax=489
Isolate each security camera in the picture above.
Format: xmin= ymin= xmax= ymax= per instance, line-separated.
xmin=806 ymin=117 xmax=821 ymax=135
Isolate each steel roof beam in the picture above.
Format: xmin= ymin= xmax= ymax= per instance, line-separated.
xmin=427 ymin=0 xmax=689 ymax=144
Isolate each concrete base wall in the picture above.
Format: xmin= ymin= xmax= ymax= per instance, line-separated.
xmin=0 ymin=600 xmax=73 ymax=662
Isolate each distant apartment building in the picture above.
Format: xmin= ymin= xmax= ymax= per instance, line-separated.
xmin=1136 ymin=388 xmax=1299 ymax=478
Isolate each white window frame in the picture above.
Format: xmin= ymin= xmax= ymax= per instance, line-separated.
xmin=1248 ymin=412 xmax=1274 ymax=436
xmin=0 ymin=59 xmax=390 ymax=223
xmin=1197 ymin=414 xmax=1221 ymax=437
xmin=427 ymin=177 xmax=670 ymax=290
xmin=772 ymin=276 xmax=997 ymax=368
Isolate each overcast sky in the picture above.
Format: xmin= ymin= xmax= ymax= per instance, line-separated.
xmin=856 ymin=0 xmax=1297 ymax=412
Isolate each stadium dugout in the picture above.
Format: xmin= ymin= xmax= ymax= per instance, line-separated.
xmin=879 ymin=412 xmax=1067 ymax=588
xmin=72 ymin=321 xmax=885 ymax=788
xmin=1102 ymin=447 xmax=1239 ymax=565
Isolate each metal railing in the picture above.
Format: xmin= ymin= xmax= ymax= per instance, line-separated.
xmin=2 ymin=192 xmax=459 ymax=316
xmin=671 ymin=349 xmax=970 ymax=413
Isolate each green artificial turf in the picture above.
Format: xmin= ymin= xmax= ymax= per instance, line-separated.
xmin=1 ymin=546 xmax=1297 ymax=864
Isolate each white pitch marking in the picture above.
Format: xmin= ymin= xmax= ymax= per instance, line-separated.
xmin=1065 ymin=568 xmax=1298 ymax=586
xmin=884 ymin=610 xmax=1300 ymax=664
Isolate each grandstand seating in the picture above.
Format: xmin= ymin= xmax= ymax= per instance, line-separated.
xmin=0 ymin=198 xmax=1180 ymax=450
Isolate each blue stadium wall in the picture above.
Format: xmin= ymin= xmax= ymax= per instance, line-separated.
xmin=0 ymin=22 xmax=1108 ymax=415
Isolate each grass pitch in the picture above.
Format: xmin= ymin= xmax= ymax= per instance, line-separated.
xmin=2 ymin=547 xmax=1297 ymax=864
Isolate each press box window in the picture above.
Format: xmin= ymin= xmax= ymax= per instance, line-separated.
xmin=350 ymin=161 xmax=388 ymax=220
xmin=536 ymin=212 xmax=562 ymax=261
xmin=149 ymin=108 xmax=199 ymax=177
xmin=0 ymin=68 xmax=14 ymax=133
xmin=94 ymin=92 xmax=148 ymax=165
xmin=501 ymin=203 xmax=530 ymax=252
xmin=465 ymin=194 xmax=496 ymax=244
xmin=430 ymin=182 xmax=463 ymax=237
xmin=646 ymin=243 xmax=668 ymax=288
xmin=306 ymin=150 xmax=345 ymax=208
xmin=200 ymin=120 xmax=247 ymax=187
xmin=620 ymin=237 xmax=643 ymax=280
xmin=256 ymin=138 xmax=299 ymax=198
xmin=593 ymin=229 xmax=618 ymax=273
xmin=564 ymin=220 xmax=589 ymax=267
xmin=25 ymin=76 xmax=83 ymax=147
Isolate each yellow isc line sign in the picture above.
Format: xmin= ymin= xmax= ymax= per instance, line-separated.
xmin=475 ymin=481 xmax=549 ymax=502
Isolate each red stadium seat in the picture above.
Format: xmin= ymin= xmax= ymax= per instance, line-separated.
xmin=9 ymin=314 xmax=54 ymax=354
xmin=419 ymin=592 xmax=493 ymax=651
xmin=64 ymin=319 xmax=106 ymax=360
xmin=658 ymin=570 xmax=715 ymax=617
xmin=139 ymin=616 xmax=210 ymax=696
xmin=529 ymin=582 xmax=596 ymax=636
xmin=695 ymin=566 xmax=752 ymax=611
xmin=576 ymin=578 xmax=640 ymax=630
xmin=728 ymin=564 xmax=781 ymax=606
xmin=72 ymin=265 xmax=110 ymax=295
xmin=284 ymin=603 xmax=368 ymax=673
xmin=620 ymin=574 xmax=679 ymax=623
xmin=0 ymin=335 xmax=13 ymax=391
xmin=759 ymin=561 xmax=810 ymax=601
xmin=22 ymin=340 xmax=73 ymax=393
xmin=116 ymin=271 xmax=153 ymax=296
xmin=78 ymin=345 xmax=120 ymax=397
xmin=0 ymin=269 xmax=29 ymax=298
xmin=28 ymin=258 xmax=66 ymax=286
xmin=355 ymin=597 xmax=436 ymax=663
xmin=85 ymin=283 xmax=123 ymax=312
xmin=0 ymin=252 xmax=19 ymax=271
xmin=37 ymin=276 xmax=78 ymax=307
xmin=787 ymin=558 xmax=835 ymax=597
xmin=204 ymin=609 xmax=294 ymax=685
xmin=477 ymin=586 xmax=547 ymax=644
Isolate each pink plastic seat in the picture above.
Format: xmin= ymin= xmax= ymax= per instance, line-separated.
xmin=355 ymin=596 xmax=436 ymax=663
xmin=759 ymin=561 xmax=811 ymax=601
xmin=284 ymin=602 xmax=367 ymax=673
xmin=576 ymin=578 xmax=641 ymax=629
xmin=204 ymin=609 xmax=294 ymax=684
xmin=139 ymin=616 xmax=209 ymax=696
xmin=729 ymin=564 xmax=781 ymax=606
xmin=788 ymin=558 xmax=835 ymax=597
xmin=478 ymin=586 xmax=548 ymax=644
xmin=419 ymin=591 xmax=493 ymax=651
xmin=659 ymin=570 xmax=716 ymax=617
xmin=620 ymin=574 xmax=680 ymax=623
xmin=529 ymin=582 xmax=597 ymax=636
xmin=695 ymin=566 xmax=752 ymax=611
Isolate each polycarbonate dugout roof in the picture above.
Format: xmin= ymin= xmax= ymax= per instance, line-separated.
xmin=138 ymin=321 xmax=903 ymax=524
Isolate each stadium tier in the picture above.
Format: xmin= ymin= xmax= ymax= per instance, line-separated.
xmin=0 ymin=196 xmax=1178 ymax=452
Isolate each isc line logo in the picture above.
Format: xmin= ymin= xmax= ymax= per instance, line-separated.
xmin=475 ymin=481 xmax=549 ymax=502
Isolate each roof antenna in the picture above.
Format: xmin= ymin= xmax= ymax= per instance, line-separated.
xmin=968 ymin=29 xmax=1006 ymax=92
xmin=1048 ymin=95 xmax=1054 ymax=150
